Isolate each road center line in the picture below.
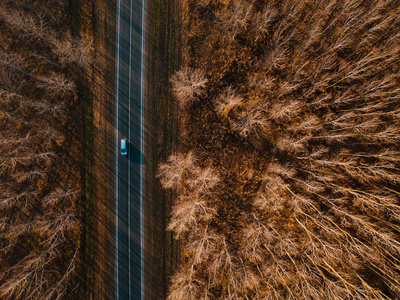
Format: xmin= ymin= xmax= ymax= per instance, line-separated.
xmin=128 ymin=0 xmax=133 ymax=296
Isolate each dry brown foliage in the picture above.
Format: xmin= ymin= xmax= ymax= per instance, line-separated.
xmin=158 ymin=152 xmax=219 ymax=238
xmin=0 ymin=1 xmax=90 ymax=298
xmin=161 ymin=0 xmax=400 ymax=298
xmin=171 ymin=67 xmax=208 ymax=107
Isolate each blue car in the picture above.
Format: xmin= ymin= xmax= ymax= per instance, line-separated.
xmin=121 ymin=138 xmax=128 ymax=155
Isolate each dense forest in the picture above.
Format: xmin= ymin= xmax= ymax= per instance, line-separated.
xmin=0 ymin=0 xmax=91 ymax=299
xmin=159 ymin=0 xmax=400 ymax=299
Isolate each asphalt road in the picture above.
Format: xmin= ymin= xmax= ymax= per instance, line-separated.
xmin=115 ymin=0 xmax=146 ymax=298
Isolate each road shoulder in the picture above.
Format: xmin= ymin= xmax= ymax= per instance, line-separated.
xmin=91 ymin=0 xmax=116 ymax=299
xmin=144 ymin=0 xmax=182 ymax=298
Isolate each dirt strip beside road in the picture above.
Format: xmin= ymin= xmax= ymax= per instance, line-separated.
xmin=144 ymin=0 xmax=182 ymax=298
xmin=92 ymin=1 xmax=116 ymax=299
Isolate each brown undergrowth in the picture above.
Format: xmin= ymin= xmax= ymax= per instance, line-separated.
xmin=158 ymin=0 xmax=400 ymax=299
xmin=0 ymin=0 xmax=93 ymax=299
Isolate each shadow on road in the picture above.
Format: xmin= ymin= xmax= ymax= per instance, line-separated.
xmin=128 ymin=142 xmax=145 ymax=165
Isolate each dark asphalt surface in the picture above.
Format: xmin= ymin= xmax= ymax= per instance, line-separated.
xmin=115 ymin=0 xmax=145 ymax=298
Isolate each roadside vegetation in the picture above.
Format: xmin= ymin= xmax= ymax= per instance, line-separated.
xmin=0 ymin=0 xmax=92 ymax=299
xmin=159 ymin=0 xmax=400 ymax=298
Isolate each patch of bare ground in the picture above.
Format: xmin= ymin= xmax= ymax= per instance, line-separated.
xmin=90 ymin=0 xmax=116 ymax=299
xmin=145 ymin=0 xmax=182 ymax=298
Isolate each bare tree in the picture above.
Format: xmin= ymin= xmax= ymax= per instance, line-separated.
xmin=0 ymin=52 xmax=29 ymax=74
xmin=240 ymin=218 xmax=274 ymax=264
xmin=168 ymin=195 xmax=216 ymax=239
xmin=51 ymin=35 xmax=94 ymax=68
xmin=230 ymin=104 xmax=267 ymax=137
xmin=167 ymin=266 xmax=202 ymax=300
xmin=171 ymin=67 xmax=208 ymax=107
xmin=268 ymin=47 xmax=290 ymax=71
xmin=158 ymin=152 xmax=197 ymax=189
xmin=37 ymin=72 xmax=76 ymax=96
xmin=268 ymin=100 xmax=302 ymax=122
xmin=214 ymin=86 xmax=243 ymax=118
xmin=0 ymin=9 xmax=53 ymax=42
xmin=0 ymin=151 xmax=56 ymax=173
xmin=216 ymin=0 xmax=253 ymax=40
xmin=276 ymin=135 xmax=310 ymax=155
xmin=43 ymin=186 xmax=77 ymax=208
xmin=158 ymin=152 xmax=219 ymax=193
xmin=189 ymin=166 xmax=220 ymax=194
xmin=0 ymin=190 xmax=39 ymax=210
xmin=43 ymin=251 xmax=78 ymax=300
xmin=253 ymin=4 xmax=278 ymax=40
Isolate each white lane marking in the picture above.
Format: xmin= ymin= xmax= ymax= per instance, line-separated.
xmin=115 ymin=0 xmax=121 ymax=298
xmin=140 ymin=0 xmax=146 ymax=297
xmin=128 ymin=0 xmax=133 ymax=296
